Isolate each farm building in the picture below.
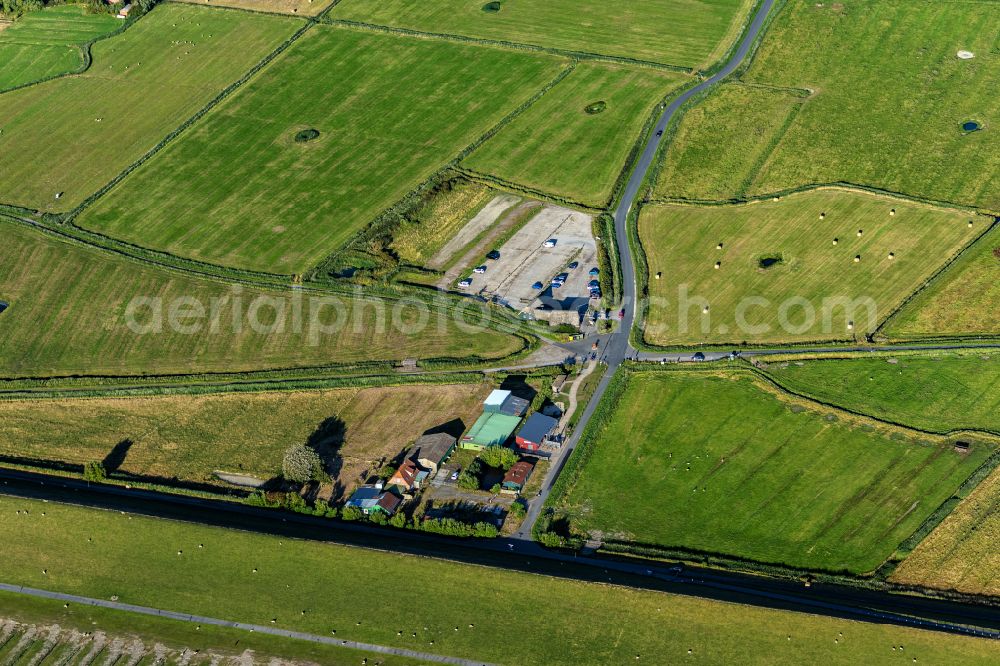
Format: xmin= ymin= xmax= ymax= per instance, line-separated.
xmin=515 ymin=412 xmax=559 ymax=453
xmin=461 ymin=412 xmax=522 ymax=450
xmin=501 ymin=461 xmax=534 ymax=493
xmin=345 ymin=486 xmax=402 ymax=516
xmin=411 ymin=432 xmax=457 ymax=475
xmin=387 ymin=459 xmax=428 ymax=494
xmin=116 ymin=2 xmax=132 ymax=18
xmin=483 ymin=389 xmax=529 ymax=417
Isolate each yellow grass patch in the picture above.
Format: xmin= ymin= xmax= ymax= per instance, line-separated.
xmin=171 ymin=0 xmax=334 ymax=16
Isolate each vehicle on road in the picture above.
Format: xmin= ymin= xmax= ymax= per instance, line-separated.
xmin=532 ymin=281 xmax=544 ymax=290
xmin=458 ymin=278 xmax=473 ymax=288
xmin=473 ymin=265 xmax=487 ymax=274
xmin=544 ymin=238 xmax=557 ymax=248
xmin=656 ymin=129 xmax=663 ymax=137
xmin=692 ymin=352 xmax=706 ymax=362
xmin=589 ymin=267 xmax=600 ymax=276
xmin=588 ymin=279 xmax=600 ymax=289
xmin=486 ymin=249 xmax=500 ymax=260
xmin=567 ymin=261 xmax=579 ymax=269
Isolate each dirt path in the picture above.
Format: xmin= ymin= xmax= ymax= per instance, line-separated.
xmin=560 ymin=359 xmax=598 ymax=431
xmin=428 ymin=194 xmax=521 ymax=270
xmin=436 ymin=200 xmax=542 ymax=288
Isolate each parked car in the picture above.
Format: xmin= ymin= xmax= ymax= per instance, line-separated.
xmin=458 ymin=278 xmax=473 ymax=288
xmin=556 ymin=272 xmax=569 ymax=282
xmin=450 ymin=469 xmax=460 ymax=481
xmin=590 ymin=289 xmax=601 ymax=299
xmin=692 ymin=352 xmax=706 ymax=362
xmin=588 ymin=279 xmax=600 ymax=289
xmin=567 ymin=261 xmax=579 ymax=269
xmin=486 ymin=249 xmax=501 ymax=260
xmin=552 ymin=280 xmax=564 ymax=289
xmin=532 ymin=281 xmax=544 ymax=290
xmin=473 ymin=265 xmax=488 ymax=274
xmin=543 ymin=238 xmax=557 ymax=248
xmin=589 ymin=267 xmax=600 ymax=276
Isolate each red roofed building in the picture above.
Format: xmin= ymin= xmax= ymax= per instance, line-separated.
xmin=501 ymin=461 xmax=534 ymax=493
xmin=387 ymin=459 xmax=428 ymax=494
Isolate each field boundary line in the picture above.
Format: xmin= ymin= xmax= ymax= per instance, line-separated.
xmin=60 ymin=15 xmax=313 ymax=227
xmin=0 ymin=583 xmax=496 ymax=666
xmin=321 ymin=18 xmax=692 ymax=73
xmin=453 ymin=168 xmax=601 ymax=213
xmin=736 ymin=92 xmax=806 ymax=197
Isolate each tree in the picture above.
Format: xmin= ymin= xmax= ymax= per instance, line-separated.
xmin=509 ymin=500 xmax=527 ymax=519
xmin=340 ymin=506 xmax=363 ymax=521
xmin=282 ymin=444 xmax=322 ymax=484
xmin=480 ymin=446 xmax=518 ymax=471
xmin=457 ymin=458 xmax=482 ymax=490
xmin=83 ymin=461 xmax=106 ymax=483
xmin=389 ymin=512 xmax=407 ymax=528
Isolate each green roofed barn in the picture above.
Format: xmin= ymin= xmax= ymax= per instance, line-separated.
xmin=461 ymin=413 xmax=522 ymax=450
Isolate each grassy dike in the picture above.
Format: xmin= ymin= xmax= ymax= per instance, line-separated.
xmin=0 ymin=494 xmax=997 ymax=665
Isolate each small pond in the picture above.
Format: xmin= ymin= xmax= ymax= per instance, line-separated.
xmin=294 ymin=128 xmax=321 ymax=143
xmin=758 ymin=255 xmax=784 ymax=269
xmin=961 ymin=121 xmax=981 ymax=132
xmin=482 ymin=2 xmax=501 ymax=12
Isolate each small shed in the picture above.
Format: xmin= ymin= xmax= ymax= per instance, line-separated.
xmin=345 ymin=486 xmax=402 ymax=516
xmin=515 ymin=412 xmax=559 ymax=453
xmin=501 ymin=461 xmax=535 ymax=493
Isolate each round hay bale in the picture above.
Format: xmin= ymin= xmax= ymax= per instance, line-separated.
xmin=854 ymin=255 xmax=861 ymax=263
xmin=857 ymin=229 xmax=863 ymax=237
xmin=888 ymin=252 xmax=895 ymax=259
xmin=714 ymin=262 xmax=721 ymax=269
xmin=833 ymin=238 xmax=838 ymax=245
xmin=890 ymin=208 xmax=895 ymax=216
xmin=957 ymin=50 xmax=975 ymax=59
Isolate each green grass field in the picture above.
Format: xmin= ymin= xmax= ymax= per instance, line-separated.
xmin=655 ymin=83 xmax=805 ymax=201
xmin=0 ymin=4 xmax=118 ymax=91
xmin=639 ymin=189 xmax=985 ymax=345
xmin=465 ymin=62 xmax=687 ymax=206
xmin=0 ymin=3 xmax=299 ymax=212
xmin=332 ymin=0 xmax=754 ymax=69
xmin=556 ymin=369 xmax=991 ymax=573
xmin=883 ymin=223 xmax=1000 ymax=340
xmin=890 ymin=465 xmax=1000 ymax=598
xmin=1 ymin=495 xmax=998 ymax=665
xmin=174 ymin=0 xmax=336 ymax=15
xmin=0 ymin=221 xmax=522 ymax=378
xmin=656 ymin=0 xmax=1000 ymax=210
xmin=0 ymin=383 xmax=489 ymax=490
xmin=79 ymin=25 xmax=565 ymax=274
xmin=761 ymin=353 xmax=1000 ymax=435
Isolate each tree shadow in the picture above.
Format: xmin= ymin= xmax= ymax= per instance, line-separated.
xmin=102 ymin=439 xmax=134 ymax=473
xmin=305 ymin=416 xmax=347 ymax=499
xmin=422 ymin=419 xmax=466 ymax=440
xmin=499 ymin=375 xmax=537 ymax=403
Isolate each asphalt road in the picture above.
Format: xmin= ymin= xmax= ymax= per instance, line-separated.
xmin=2 ymin=469 xmax=998 ymax=641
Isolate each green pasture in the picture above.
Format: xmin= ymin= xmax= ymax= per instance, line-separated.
xmin=0 ymin=221 xmax=522 ymax=378
xmin=465 ymin=62 xmax=687 ymax=206
xmin=0 ymin=3 xmax=299 ymax=211
xmin=883 ymin=222 xmax=1000 ymax=340
xmin=656 ymin=0 xmax=1000 ymax=209
xmin=762 ymin=353 xmax=1000 ymax=434
xmin=556 ymin=369 xmax=991 ymax=572
xmin=655 ymin=83 xmax=804 ymax=201
xmin=0 ymin=495 xmax=997 ymax=665
xmin=331 ymin=0 xmax=755 ymax=69
xmin=0 ymin=4 xmax=118 ymax=90
xmin=639 ymin=189 xmax=984 ymax=346
xmin=80 ymin=25 xmax=565 ymax=274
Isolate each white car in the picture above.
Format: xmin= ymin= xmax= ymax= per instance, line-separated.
xmin=543 ymin=238 xmax=557 ymax=248
xmin=458 ymin=278 xmax=473 ymax=288
xmin=473 ymin=265 xmax=487 ymax=274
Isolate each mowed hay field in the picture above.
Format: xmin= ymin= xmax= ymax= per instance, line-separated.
xmin=0 ymin=4 xmax=299 ymax=211
xmin=762 ymin=354 xmax=1000 ymax=435
xmin=0 ymin=4 xmax=118 ymax=91
xmin=639 ymin=189 xmax=985 ymax=346
xmin=464 ymin=62 xmax=687 ymax=207
xmin=173 ymin=0 xmax=336 ymax=15
xmin=654 ymin=83 xmax=805 ymax=201
xmin=80 ymin=26 xmax=566 ymax=274
xmin=3 ymin=498 xmax=999 ymax=666
xmin=656 ymin=0 xmax=1000 ymax=209
xmin=0 ymin=383 xmax=489 ymax=491
xmin=883 ymin=223 xmax=1000 ymax=340
xmin=0 ymin=222 xmax=522 ymax=378
xmin=891 ymin=465 xmax=1000 ymax=597
xmin=332 ymin=0 xmax=755 ymax=69
xmin=557 ymin=370 xmax=992 ymax=573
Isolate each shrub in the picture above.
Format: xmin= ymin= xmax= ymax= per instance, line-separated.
xmin=480 ymin=446 xmax=518 ymax=471
xmin=282 ymin=444 xmax=322 ymax=483
xmin=482 ymin=1 xmax=501 ymax=12
xmin=341 ymin=506 xmax=363 ymax=521
xmin=584 ymin=101 xmax=607 ymax=115
xmin=82 ymin=461 xmax=106 ymax=483
xmin=509 ymin=500 xmax=527 ymax=519
xmin=293 ymin=128 xmax=320 ymax=143
xmin=389 ymin=512 xmax=407 ymax=528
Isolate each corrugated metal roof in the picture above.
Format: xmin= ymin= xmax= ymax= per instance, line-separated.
xmin=518 ymin=412 xmax=559 ymax=444
xmin=462 ymin=412 xmax=522 ymax=447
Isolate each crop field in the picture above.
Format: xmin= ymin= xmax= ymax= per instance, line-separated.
xmin=655 ymin=0 xmax=1000 ymax=209
xmin=79 ymin=26 xmax=566 ymax=274
xmin=890 ymin=465 xmax=1000 ymax=597
xmin=639 ymin=189 xmax=985 ymax=346
xmin=0 ymin=4 xmax=299 ymax=211
xmin=174 ymin=0 xmax=336 ymax=16
xmin=332 ymin=0 xmax=755 ymax=69
xmin=0 ymin=4 xmax=118 ymax=91
xmin=654 ymin=83 xmax=804 ymax=201
xmin=465 ymin=62 xmax=687 ymax=206
xmin=1 ymin=497 xmax=998 ymax=665
xmin=883 ymin=223 xmax=1000 ymax=340
xmin=0 ymin=383 xmax=489 ymax=493
xmin=555 ymin=369 xmax=992 ymax=573
xmin=762 ymin=353 xmax=1000 ymax=435
xmin=0 ymin=221 xmax=522 ymax=378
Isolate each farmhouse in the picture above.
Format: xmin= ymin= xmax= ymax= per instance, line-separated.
xmin=501 ymin=461 xmax=534 ymax=493
xmin=515 ymin=412 xmax=559 ymax=453
xmin=387 ymin=459 xmax=427 ymax=494
xmin=345 ymin=486 xmax=402 ymax=516
xmin=483 ymin=389 xmax=529 ymax=417
xmin=411 ymin=432 xmax=457 ymax=475
xmin=116 ymin=3 xmax=132 ymax=18
xmin=461 ymin=412 xmax=522 ymax=450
